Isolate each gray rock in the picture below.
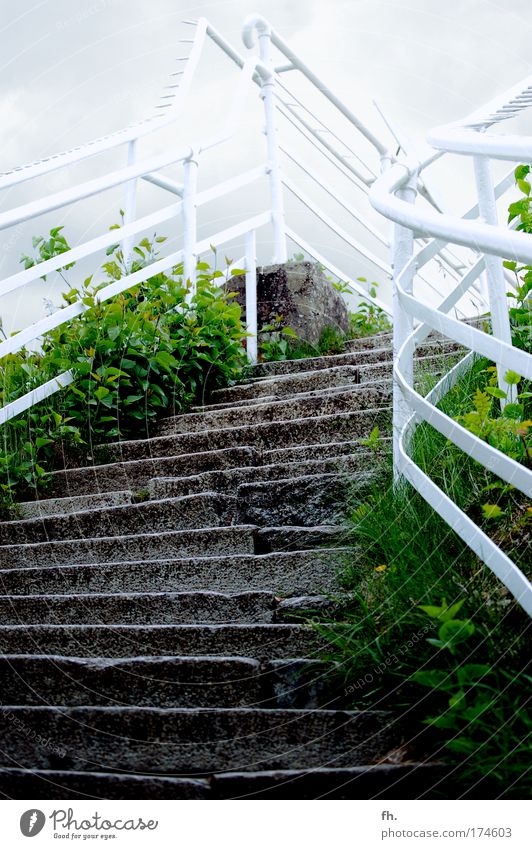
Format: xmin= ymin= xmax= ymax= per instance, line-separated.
xmin=229 ymin=260 xmax=349 ymax=345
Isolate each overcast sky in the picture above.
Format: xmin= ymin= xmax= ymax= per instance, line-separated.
xmin=1 ymin=0 xmax=531 ymax=332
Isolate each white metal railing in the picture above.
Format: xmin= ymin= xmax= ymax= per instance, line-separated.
xmin=2 ymin=15 xmax=397 ymax=429
xmin=2 ymin=12 xmax=518 ymax=620
xmin=370 ymin=78 xmax=532 ymax=617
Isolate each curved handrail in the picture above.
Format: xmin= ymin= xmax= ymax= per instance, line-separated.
xmin=370 ymin=76 xmax=532 ymax=616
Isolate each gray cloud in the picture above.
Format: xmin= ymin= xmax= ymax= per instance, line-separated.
xmin=0 ymin=0 xmax=530 ymax=332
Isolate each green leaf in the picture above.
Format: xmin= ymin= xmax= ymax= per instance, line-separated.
xmin=485 ymin=386 xmax=507 ymax=399
xmin=515 ymin=164 xmax=530 ymax=181
xmin=281 ymin=327 xmax=299 ymax=338
xmin=481 ymin=503 xmax=504 ymax=520
xmin=503 ymin=402 xmax=524 ymax=420
xmin=504 ymin=370 xmax=521 ymax=385
xmin=412 ymin=669 xmax=448 ymax=689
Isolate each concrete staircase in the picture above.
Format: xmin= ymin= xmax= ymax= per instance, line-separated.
xmin=0 ymin=332 xmax=459 ymax=799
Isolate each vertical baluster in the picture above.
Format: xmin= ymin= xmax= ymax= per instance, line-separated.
xmin=183 ymin=152 xmax=198 ymax=300
xmin=122 ymin=139 xmax=138 ymax=271
xmin=391 ymin=171 xmax=418 ymax=485
xmin=255 ymin=24 xmax=287 ymax=264
xmin=245 ymin=229 xmax=258 ymax=363
xmin=473 ymin=155 xmax=516 ymax=405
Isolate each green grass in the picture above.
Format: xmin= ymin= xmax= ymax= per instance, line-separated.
xmin=313 ymin=356 xmax=531 ymax=799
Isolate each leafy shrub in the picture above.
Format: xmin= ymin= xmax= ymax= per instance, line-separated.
xmin=0 ymin=226 xmax=247 ymax=510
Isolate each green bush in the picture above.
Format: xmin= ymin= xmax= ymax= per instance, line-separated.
xmin=0 ymin=227 xmax=247 ymax=510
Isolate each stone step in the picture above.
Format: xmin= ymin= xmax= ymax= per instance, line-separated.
xmin=0 ymin=493 xmax=236 ymax=546
xmin=0 ymin=655 xmax=333 ymax=711
xmin=204 ymin=351 xmax=461 ymax=411
xmin=49 ymin=446 xmax=261 ymax=498
xmin=0 ymin=623 xmax=321 ymax=659
xmin=210 ymin=763 xmax=450 ymax=800
xmin=206 ymin=365 xmax=361 ymax=406
xmin=0 ymin=549 xmax=348 ymax=596
xmin=0 ymin=525 xmax=257 ymax=569
xmin=0 ymin=590 xmax=278 ymax=625
xmin=0 ymin=768 xmax=211 ymax=800
xmin=358 ymin=352 xmax=463 ymax=383
xmin=95 ymin=408 xmax=390 ymax=464
xmin=17 ymin=490 xmax=134 ymax=520
xmin=247 ymin=339 xmax=462 ymax=377
xmin=0 ymin=763 xmax=449 ymax=799
xmin=0 ymin=706 xmax=400 ymax=772
xmin=235 ymin=473 xmax=368 ymax=527
xmin=146 ymin=454 xmax=371 ymax=502
xmin=263 ymin=439 xmax=388 ymax=466
xmin=156 ymin=381 xmax=392 ymax=436
xmin=254 ymin=524 xmax=345 ymax=553
xmin=191 ymin=381 xmax=363 ymax=412
xmin=0 ymin=655 xmax=268 ymax=709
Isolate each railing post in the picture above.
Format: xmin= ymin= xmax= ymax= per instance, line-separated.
xmin=245 ymin=229 xmax=258 ymax=363
xmin=391 ymin=169 xmax=418 ymax=485
xmin=473 ymin=155 xmax=516 ymax=405
xmin=183 ymin=152 xmax=199 ymax=299
xmin=122 ymin=139 xmax=138 ymax=271
xmin=255 ymin=25 xmax=287 ymax=264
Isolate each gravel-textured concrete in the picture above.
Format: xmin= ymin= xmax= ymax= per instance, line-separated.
xmin=157 ymin=382 xmax=391 ymax=435
xmin=0 ymin=590 xmax=277 ymax=625
xmin=0 ymin=549 xmax=349 ymax=596
xmin=236 ymin=473 xmax=372 ymax=527
xmin=96 ymin=408 xmax=391 ymax=463
xmin=0 ymin=706 xmax=399 ymax=772
xmin=0 ymin=493 xmax=237 ymax=546
xmin=146 ymin=454 xmax=368 ymax=501
xmin=0 ymin=623 xmax=322 ymax=659
xmin=0 ymin=525 xmax=257 ymax=569
xmin=49 ymin=446 xmax=261 ymax=498
xmin=17 ymin=491 xmax=134 ymax=520
xmin=0 ymin=768 xmax=211 ymax=800
xmin=1 ymin=327 xmax=452 ymax=798
xmin=207 ymin=365 xmax=361 ymax=406
xmin=0 ymin=655 xmax=265 ymax=708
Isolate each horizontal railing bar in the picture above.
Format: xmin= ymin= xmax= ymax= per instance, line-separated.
xmin=195 ymin=165 xmax=268 ymax=207
xmin=0 ymin=247 xmax=183 ymax=361
xmin=282 ymin=176 xmax=391 ymax=276
xmin=252 ymin=18 xmax=388 ymax=155
xmin=396 ymin=265 xmax=532 ymax=380
xmin=371 ymin=162 xmax=532 ymax=268
xmin=413 ymin=257 xmax=486 ymax=346
xmin=0 ymin=211 xmax=271 ymax=363
xmin=142 ymin=173 xmax=184 ymax=196
xmin=0 ymin=371 xmax=74 ymax=427
xmin=0 ymin=20 xmax=210 ymax=192
xmin=277 ymin=100 xmax=373 ymax=188
xmin=277 ymin=103 xmax=369 ymax=194
xmin=279 ymin=145 xmax=389 ymax=248
xmin=194 ymin=211 xmax=271 ymax=255
xmin=0 ymin=198 xmax=184 ymax=299
xmin=398 ymin=439 xmax=532 ymax=616
xmin=0 ymin=145 xmax=192 ymax=233
xmin=276 ymin=78 xmax=377 ymax=180
xmin=285 ymin=226 xmax=392 ymax=315
xmin=0 ymin=56 xmax=262 ymax=234
xmin=395 ymin=343 xmax=532 ymax=497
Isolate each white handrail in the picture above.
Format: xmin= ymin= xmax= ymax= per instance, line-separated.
xmin=370 ymin=75 xmax=532 ymax=616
